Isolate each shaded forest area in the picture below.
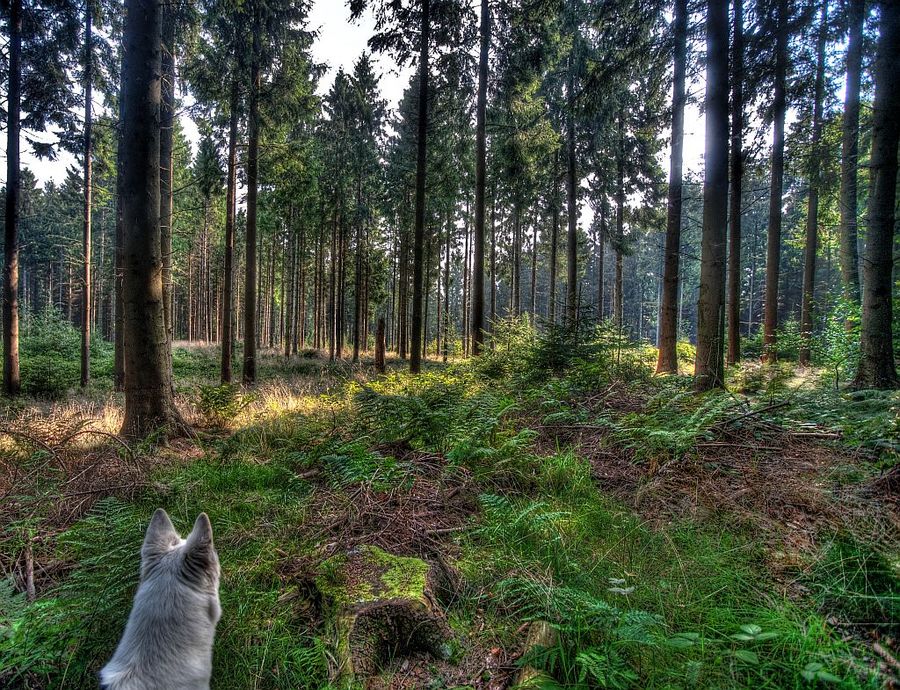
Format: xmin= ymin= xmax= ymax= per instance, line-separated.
xmin=0 ymin=0 xmax=898 ymax=688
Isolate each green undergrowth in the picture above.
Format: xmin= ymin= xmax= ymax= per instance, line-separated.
xmin=1 ymin=323 xmax=896 ymax=688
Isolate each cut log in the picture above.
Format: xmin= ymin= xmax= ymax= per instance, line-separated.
xmin=512 ymin=620 xmax=558 ymax=688
xmin=316 ymin=545 xmax=452 ymax=685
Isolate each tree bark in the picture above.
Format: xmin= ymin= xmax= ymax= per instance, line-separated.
xmin=410 ymin=0 xmax=430 ymax=374
xmin=3 ymin=0 xmax=22 ymax=396
xmin=565 ymin=72 xmax=578 ymax=329
xmin=243 ymin=18 xmax=261 ymax=385
xmin=119 ymin=0 xmax=184 ymax=437
xmin=726 ymin=0 xmax=744 ymax=365
xmin=443 ymin=212 xmax=451 ymax=362
xmin=614 ymin=117 xmax=625 ymax=330
xmin=375 ymin=317 xmax=386 ymax=373
xmin=81 ymin=3 xmax=93 ymax=388
xmin=854 ymin=0 xmax=899 ymax=389
xmin=656 ymin=0 xmax=687 ymax=374
xmin=548 ymin=152 xmax=559 ymax=324
xmin=799 ymin=3 xmax=826 ymax=367
xmin=694 ymin=0 xmax=729 ymax=392
xmin=471 ymin=0 xmax=489 ymax=354
xmin=221 ymin=80 xmax=238 ymax=383
xmin=160 ymin=7 xmax=175 ymax=361
xmin=762 ymin=0 xmax=788 ymax=362
xmin=839 ymin=0 xmax=864 ymax=306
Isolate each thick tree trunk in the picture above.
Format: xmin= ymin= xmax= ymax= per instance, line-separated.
xmin=799 ymin=4 xmax=827 ymax=367
xmin=656 ymin=0 xmax=687 ymax=374
xmin=410 ymin=0 xmax=430 ymax=374
xmin=694 ymin=0 xmax=729 ymax=392
xmin=762 ymin=0 xmax=788 ymax=362
xmin=221 ymin=81 xmax=238 ymax=383
xmin=565 ymin=75 xmax=578 ymax=329
xmin=81 ymin=4 xmax=93 ymax=388
xmin=3 ymin=0 xmax=22 ymax=396
xmin=726 ymin=0 xmax=744 ymax=365
xmin=243 ymin=20 xmax=261 ymax=385
xmin=119 ymin=0 xmax=184 ymax=437
xmin=854 ymin=0 xmax=900 ymax=389
xmin=160 ymin=8 xmax=175 ymax=361
xmin=839 ymin=0 xmax=864 ymax=306
xmin=471 ymin=0 xmax=489 ymax=354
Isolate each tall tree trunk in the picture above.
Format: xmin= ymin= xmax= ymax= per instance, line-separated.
xmin=410 ymin=0 xmax=430 ymax=374
xmin=114 ymin=161 xmax=125 ymax=387
xmin=119 ymin=0 xmax=184 ymax=437
xmin=221 ymin=80 xmax=238 ymax=383
xmin=463 ymin=207 xmax=471 ymax=346
xmin=799 ymin=3 xmax=827 ymax=367
xmin=762 ymin=0 xmax=788 ymax=362
xmin=490 ymin=199 xmax=497 ymax=332
xmin=694 ymin=0 xmax=730 ymax=392
xmin=443 ymin=212 xmax=451 ymax=361
xmin=353 ymin=183 xmax=363 ymax=362
xmin=656 ymin=0 xmax=687 ymax=374
xmin=160 ymin=7 xmax=175 ymax=361
xmin=337 ymin=214 xmax=347 ymax=359
xmin=530 ymin=222 xmax=538 ymax=316
xmin=548 ymin=152 xmax=559 ymax=323
xmin=471 ymin=0 xmax=489 ymax=354
xmin=243 ymin=18 xmax=261 ymax=385
xmin=565 ymin=72 xmax=578 ymax=328
xmin=597 ymin=192 xmax=607 ymax=319
xmin=375 ymin=316 xmax=385 ymax=373
xmin=512 ymin=207 xmax=521 ymax=315
xmin=614 ymin=117 xmax=625 ymax=330
xmin=81 ymin=3 xmax=93 ymax=388
xmin=854 ymin=0 xmax=900 ymax=389
xmin=839 ymin=0 xmax=864 ymax=306
xmin=3 ymin=0 xmax=22 ymax=396
xmin=398 ymin=219 xmax=409 ymax=359
xmin=726 ymin=0 xmax=744 ymax=365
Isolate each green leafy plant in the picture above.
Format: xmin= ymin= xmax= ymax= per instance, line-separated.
xmin=192 ymin=383 xmax=255 ymax=427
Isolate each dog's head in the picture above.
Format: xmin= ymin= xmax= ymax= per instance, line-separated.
xmin=141 ymin=509 xmax=221 ymax=602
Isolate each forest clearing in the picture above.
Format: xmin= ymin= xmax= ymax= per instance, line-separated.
xmin=1 ymin=0 xmax=899 ymax=687
xmin=0 ymin=326 xmax=897 ymax=688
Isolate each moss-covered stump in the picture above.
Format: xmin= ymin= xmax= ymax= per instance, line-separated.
xmin=316 ymin=545 xmax=452 ymax=685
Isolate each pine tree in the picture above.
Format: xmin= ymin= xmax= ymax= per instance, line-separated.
xmin=854 ymin=0 xmax=899 ymax=389
xmin=694 ymin=0 xmax=730 ymax=392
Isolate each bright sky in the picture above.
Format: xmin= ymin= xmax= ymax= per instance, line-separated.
xmin=6 ymin=0 xmax=707 ymax=188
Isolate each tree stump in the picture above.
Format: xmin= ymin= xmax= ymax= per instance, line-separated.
xmin=512 ymin=621 xmax=557 ymax=688
xmin=316 ymin=545 xmax=452 ymax=685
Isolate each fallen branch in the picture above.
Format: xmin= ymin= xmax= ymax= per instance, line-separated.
xmin=713 ymin=401 xmax=790 ymax=429
xmin=873 ymin=642 xmax=900 ymax=675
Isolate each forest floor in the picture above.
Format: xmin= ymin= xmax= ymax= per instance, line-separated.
xmin=0 ymin=327 xmax=898 ymax=689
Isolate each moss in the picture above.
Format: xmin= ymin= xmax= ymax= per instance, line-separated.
xmin=317 ymin=546 xmax=429 ymax=608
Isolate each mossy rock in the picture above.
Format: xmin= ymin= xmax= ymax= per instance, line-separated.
xmin=316 ymin=545 xmax=452 ymax=686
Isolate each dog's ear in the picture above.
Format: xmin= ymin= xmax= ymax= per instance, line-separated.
xmin=141 ymin=509 xmax=179 ymax=575
xmin=182 ymin=513 xmax=218 ymax=583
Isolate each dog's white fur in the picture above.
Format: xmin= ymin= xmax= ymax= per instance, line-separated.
xmin=100 ymin=509 xmax=221 ymax=690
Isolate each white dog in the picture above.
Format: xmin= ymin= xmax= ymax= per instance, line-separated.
xmin=100 ymin=509 xmax=221 ymax=690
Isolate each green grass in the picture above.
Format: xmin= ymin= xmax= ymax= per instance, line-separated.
xmin=1 ymin=324 xmax=895 ymax=688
